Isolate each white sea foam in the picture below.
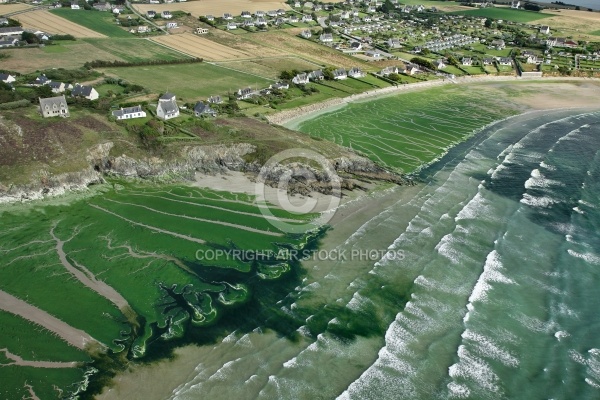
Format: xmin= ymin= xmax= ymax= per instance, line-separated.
xmin=520 ymin=193 xmax=560 ymax=208
xmin=468 ymin=250 xmax=515 ymax=304
xmin=448 ymin=382 xmax=471 ymax=398
xmin=455 ymin=193 xmax=493 ymax=221
xmin=567 ymin=249 xmax=600 ymax=265
xmin=540 ymin=161 xmax=557 ymax=172
xmin=578 ymin=199 xmax=597 ymax=209
xmin=554 ymin=331 xmax=571 ymax=341
xmin=525 ymin=169 xmax=564 ymax=189
xmin=435 ymin=234 xmax=463 ymax=264
xmin=448 ymin=345 xmax=502 ymax=394
xmin=462 ymin=330 xmax=519 ymax=367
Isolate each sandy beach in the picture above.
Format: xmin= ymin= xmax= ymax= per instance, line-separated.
xmin=269 ymin=75 xmax=600 ymax=128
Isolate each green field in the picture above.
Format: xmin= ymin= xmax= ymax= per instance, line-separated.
xmin=293 ymin=85 xmax=519 ymax=173
xmin=84 ymin=38 xmax=190 ymax=63
xmin=451 ymin=8 xmax=552 ymax=23
xmin=101 ymin=63 xmax=272 ymax=101
xmin=50 ymin=9 xmax=132 ymax=37
xmin=0 ymin=183 xmax=321 ymax=398
xmin=592 ymin=30 xmax=600 ymax=36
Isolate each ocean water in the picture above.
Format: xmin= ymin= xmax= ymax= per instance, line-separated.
xmin=169 ymin=109 xmax=600 ymax=399
xmin=535 ymin=0 xmax=598 ymax=10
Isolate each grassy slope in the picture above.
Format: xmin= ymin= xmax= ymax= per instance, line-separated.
xmin=50 ymin=9 xmax=132 ymax=38
xmin=84 ymin=38 xmax=191 ymax=63
xmin=101 ymin=63 xmax=273 ymax=101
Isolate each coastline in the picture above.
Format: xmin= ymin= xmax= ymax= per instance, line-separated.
xmin=270 ymin=75 xmax=600 ymax=129
xmin=96 ymin=104 xmax=600 ymax=399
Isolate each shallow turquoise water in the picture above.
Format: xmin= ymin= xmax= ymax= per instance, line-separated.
xmin=170 ymin=109 xmax=600 ymax=399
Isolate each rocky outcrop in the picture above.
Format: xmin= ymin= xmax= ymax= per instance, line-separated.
xmin=0 ymin=141 xmax=407 ymax=204
xmin=0 ymin=168 xmax=103 ymax=205
xmin=91 ymin=143 xmax=256 ymax=179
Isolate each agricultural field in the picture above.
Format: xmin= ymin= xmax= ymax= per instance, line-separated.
xmin=216 ymin=56 xmax=321 ymax=79
xmin=0 ymin=181 xmax=320 ymax=399
xmin=0 ymin=3 xmax=32 ymax=14
xmin=100 ymin=62 xmax=273 ymax=101
xmin=294 ymin=84 xmax=519 ymax=173
xmin=451 ymin=7 xmax=552 ymax=23
xmin=0 ymin=41 xmax=121 ymax=72
xmin=540 ymin=9 xmax=600 ymax=40
xmin=150 ymin=33 xmax=254 ymax=61
xmin=84 ymin=38 xmax=191 ymax=63
xmin=13 ymin=10 xmax=106 ymax=38
xmin=199 ymin=28 xmax=291 ymax=58
xmin=52 ymin=9 xmax=132 ymax=37
xmin=50 ymin=9 xmax=132 ymax=38
xmin=132 ymin=0 xmax=291 ymax=18
xmin=252 ymin=30 xmax=373 ymax=69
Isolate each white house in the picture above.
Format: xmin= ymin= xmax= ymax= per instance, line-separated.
xmin=539 ymin=26 xmax=550 ymax=35
xmin=348 ymin=67 xmax=365 ymax=78
xmin=147 ymin=10 xmax=156 ymax=18
xmin=292 ymin=73 xmax=309 ymax=84
xmin=71 ymin=84 xmax=99 ymax=100
xmin=161 ymin=11 xmax=172 ymax=19
xmin=461 ymin=57 xmax=473 ymax=66
xmin=511 ymin=0 xmax=520 ymax=8
xmin=300 ymin=29 xmax=311 ymax=38
xmin=156 ymin=93 xmax=179 ymax=120
xmin=48 ymin=81 xmax=66 ymax=93
xmin=226 ymin=22 xmax=238 ymax=30
xmin=388 ymin=38 xmax=401 ymax=49
xmin=0 ymin=73 xmax=15 ymax=84
xmin=166 ymin=22 xmax=178 ymax=29
xmin=333 ymin=68 xmax=347 ymax=80
xmin=236 ymin=87 xmax=253 ymax=100
xmin=270 ymin=81 xmax=289 ymax=90
xmin=195 ymin=27 xmax=209 ymax=34
xmin=112 ymin=105 xmax=146 ymax=120
xmin=365 ymin=49 xmax=381 ymax=58
xmin=320 ymin=33 xmax=333 ymax=43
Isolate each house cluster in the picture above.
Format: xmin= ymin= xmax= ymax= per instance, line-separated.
xmin=379 ymin=64 xmax=420 ymax=76
xmin=213 ymin=9 xmax=291 ymax=30
xmin=30 ymin=74 xmax=99 ymax=99
xmin=291 ymin=67 xmax=365 ymax=84
xmin=0 ymin=26 xmax=24 ymax=48
xmin=235 ymin=81 xmax=290 ymax=99
xmin=423 ymin=34 xmax=478 ymax=52
xmin=545 ymin=37 xmax=578 ymax=48
xmin=91 ymin=1 xmax=126 ymax=13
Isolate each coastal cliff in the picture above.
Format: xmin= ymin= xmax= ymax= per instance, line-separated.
xmin=0 ymin=141 xmax=406 ymax=204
